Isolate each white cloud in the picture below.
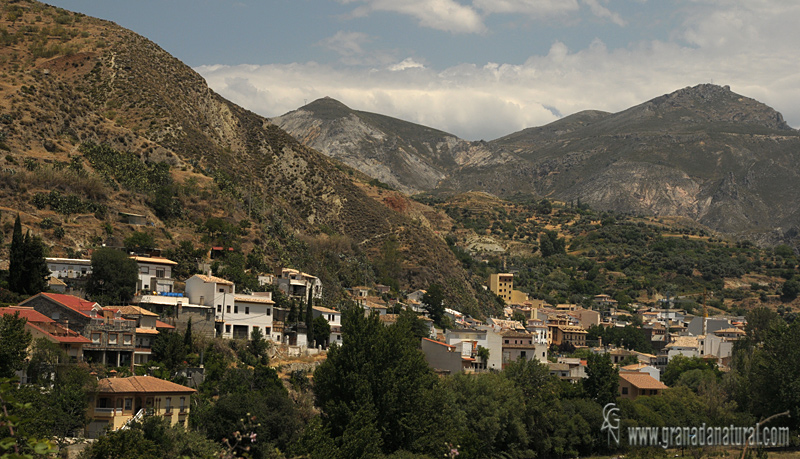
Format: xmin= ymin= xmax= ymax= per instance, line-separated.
xmin=318 ymin=31 xmax=371 ymax=57
xmin=341 ymin=0 xmax=486 ymax=34
xmin=388 ymin=58 xmax=425 ymax=71
xmin=196 ymin=0 xmax=800 ymax=141
xmin=581 ymin=0 xmax=626 ymax=26
xmin=473 ymin=0 xmax=579 ymax=16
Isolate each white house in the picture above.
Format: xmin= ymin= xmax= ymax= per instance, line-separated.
xmin=219 ymin=293 xmax=276 ymax=341
xmin=185 ymin=274 xmax=236 ymax=338
xmin=275 ymin=268 xmax=322 ymax=300
xmin=46 ymin=257 xmax=92 ymax=279
xmin=131 ymin=256 xmax=178 ymax=293
xmin=312 ymin=306 xmax=342 ymax=345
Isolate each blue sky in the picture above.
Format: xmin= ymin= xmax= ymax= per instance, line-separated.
xmin=47 ymin=1 xmax=800 ymax=140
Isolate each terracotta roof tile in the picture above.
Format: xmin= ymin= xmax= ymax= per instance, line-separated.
xmin=130 ymin=256 xmax=178 ymax=266
xmin=619 ymin=372 xmax=669 ymax=390
xmin=97 ymin=376 xmax=195 ymax=394
xmin=192 ymin=274 xmax=233 ymax=285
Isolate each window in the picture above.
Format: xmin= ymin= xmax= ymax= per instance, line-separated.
xmin=226 ymin=305 xmax=231 ymax=313
xmin=622 ymin=387 xmax=629 ymax=395
xmin=140 ymin=266 xmax=150 ymax=274
xmin=123 ymin=335 xmax=132 ymax=345
xmin=179 ymin=397 xmax=186 ymax=412
xmin=225 ymin=324 xmax=231 ymax=333
xmin=92 ymin=333 xmax=101 ymax=344
xmin=520 ymin=351 xmax=526 ymax=358
xmin=217 ymin=305 xmax=221 ymax=313
xmin=219 ymin=288 xmax=225 ymax=293
xmin=266 ymin=308 xmax=271 ymax=316
xmin=234 ymin=305 xmax=239 ymax=314
xmin=156 ymin=268 xmax=165 ymax=278
xmin=245 ymin=307 xmax=250 ymax=315
xmin=165 ymin=397 xmax=172 ymax=413
xmin=125 ymin=398 xmax=132 ymax=411
xmin=264 ymin=327 xmax=271 ymax=335
xmin=116 ymin=398 xmax=123 ymax=410
xmin=108 ymin=334 xmax=118 ymax=345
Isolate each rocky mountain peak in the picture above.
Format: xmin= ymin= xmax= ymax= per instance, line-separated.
xmin=643 ymin=83 xmax=792 ymax=131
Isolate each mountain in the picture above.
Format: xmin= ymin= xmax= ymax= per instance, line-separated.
xmin=272 ymin=97 xmax=498 ymax=195
xmin=452 ymin=84 xmax=800 ymax=243
xmin=0 ymin=1 xmax=492 ymax=315
xmin=277 ymin=85 xmax=800 ymax=244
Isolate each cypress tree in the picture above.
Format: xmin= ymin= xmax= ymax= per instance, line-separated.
xmin=305 ymin=286 xmax=314 ymax=347
xmin=22 ymin=231 xmax=49 ymax=295
xmin=8 ymin=215 xmax=25 ymax=294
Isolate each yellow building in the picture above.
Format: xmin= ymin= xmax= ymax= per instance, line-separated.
xmin=489 ymin=273 xmax=514 ymax=303
xmin=87 ymin=376 xmax=195 ymax=438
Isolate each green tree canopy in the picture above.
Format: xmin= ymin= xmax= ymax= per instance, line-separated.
xmin=0 ymin=311 xmax=32 ymax=378
xmin=123 ymin=231 xmax=156 ymax=254
xmin=583 ymin=353 xmax=618 ymax=406
xmin=312 ymin=315 xmax=331 ymax=349
xmin=86 ymin=248 xmax=139 ymax=305
xmin=8 ymin=215 xmax=49 ymax=296
xmin=421 ymin=284 xmax=446 ymax=328
xmin=313 ymin=304 xmax=455 ymax=457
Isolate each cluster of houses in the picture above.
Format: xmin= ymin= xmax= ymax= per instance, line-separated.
xmin=1 ymin=259 xmax=750 ymax=437
xmin=416 ymin=273 xmax=748 ymax=402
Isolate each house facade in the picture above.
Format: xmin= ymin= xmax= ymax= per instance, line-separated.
xmin=618 ymin=372 xmax=668 ymax=400
xmin=131 ymin=256 xmax=178 ymax=294
xmin=87 ymin=376 xmax=195 ymax=438
xmin=214 ymin=293 xmax=275 ymax=340
xmin=46 ymin=257 xmax=92 ymax=279
xmin=312 ymin=306 xmax=342 ymax=345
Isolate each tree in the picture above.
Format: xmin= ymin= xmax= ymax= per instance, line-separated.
xmin=86 ymin=248 xmax=139 ymax=305
xmin=583 ymin=353 xmax=618 ymax=406
xmin=0 ymin=311 xmax=32 ymax=378
xmin=8 ymin=215 xmax=24 ymax=294
xmin=248 ymin=327 xmax=269 ymax=365
xmin=123 ymin=231 xmax=156 ymax=254
xmin=539 ymin=230 xmax=566 ymax=257
xmin=311 ymin=315 xmax=331 ymax=349
xmin=305 ymin=288 xmax=314 ymax=348
xmin=184 ymin=317 xmax=193 ymax=352
xmin=313 ymin=304 xmax=455 ymax=456
xmin=21 ymin=232 xmax=49 ymax=295
xmin=8 ymin=216 xmax=49 ymax=296
xmin=422 ymin=284 xmax=446 ymax=328
xmin=151 ymin=331 xmax=187 ymax=374
xmin=781 ymin=278 xmax=800 ymax=302
xmin=661 ymin=355 xmax=719 ymax=387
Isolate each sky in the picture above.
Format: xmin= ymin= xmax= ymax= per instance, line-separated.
xmin=47 ymin=1 xmax=800 ymax=141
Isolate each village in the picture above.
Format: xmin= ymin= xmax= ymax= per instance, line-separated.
xmin=0 ymin=249 xmax=750 ymax=441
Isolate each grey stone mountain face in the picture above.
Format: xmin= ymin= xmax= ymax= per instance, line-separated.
xmin=276 ymin=85 xmax=800 ymax=245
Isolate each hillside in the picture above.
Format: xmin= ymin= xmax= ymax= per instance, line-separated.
xmin=0 ymin=1 xmax=490 ymax=315
xmin=272 ymin=97 xmax=499 ymax=195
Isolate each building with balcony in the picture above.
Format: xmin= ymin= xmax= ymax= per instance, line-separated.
xmin=87 ymin=376 xmax=196 ymax=438
xmin=215 ymin=293 xmax=275 ymax=340
xmin=19 ymin=293 xmax=138 ymax=366
xmin=131 ymin=256 xmax=178 ymax=294
xmin=275 ymin=268 xmax=322 ymax=300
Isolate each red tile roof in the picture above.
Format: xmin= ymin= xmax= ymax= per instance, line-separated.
xmin=97 ymin=376 xmax=195 ymax=394
xmin=0 ymin=307 xmax=54 ymax=323
xmin=33 ymin=293 xmax=98 ymax=317
xmin=155 ymin=320 xmax=175 ymax=329
xmin=422 ymin=338 xmax=454 ymax=349
xmin=26 ymin=322 xmax=92 ymax=344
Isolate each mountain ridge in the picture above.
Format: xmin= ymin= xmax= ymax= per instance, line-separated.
xmin=276 ymin=85 xmax=800 ymax=245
